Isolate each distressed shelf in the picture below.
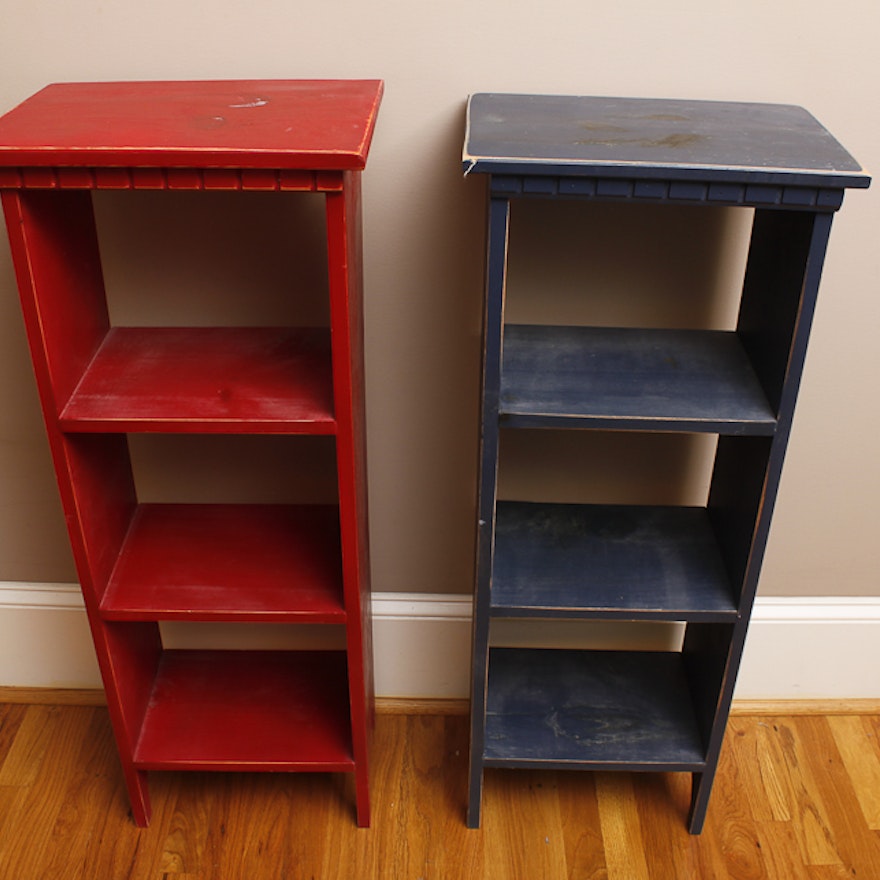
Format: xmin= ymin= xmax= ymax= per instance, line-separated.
xmin=464 ymin=91 xmax=869 ymax=833
xmin=0 ymin=79 xmax=382 ymax=827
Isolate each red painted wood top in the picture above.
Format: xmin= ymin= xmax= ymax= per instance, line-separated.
xmin=0 ymin=79 xmax=383 ymax=170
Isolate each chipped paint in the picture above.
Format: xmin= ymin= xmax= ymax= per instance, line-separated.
xmin=580 ymin=122 xmax=628 ymax=133
xmin=645 ymin=114 xmax=689 ymax=122
xmin=575 ymin=132 xmax=706 ymax=149
xmin=229 ymin=97 xmax=269 ymax=109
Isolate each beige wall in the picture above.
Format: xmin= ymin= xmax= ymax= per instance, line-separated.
xmin=0 ymin=0 xmax=877 ymax=598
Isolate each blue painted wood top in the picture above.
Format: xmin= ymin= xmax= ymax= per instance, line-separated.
xmin=463 ymin=94 xmax=869 ymax=188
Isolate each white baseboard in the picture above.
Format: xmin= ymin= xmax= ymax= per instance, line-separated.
xmin=1 ymin=584 xmax=878 ymax=700
xmin=0 ymin=582 xmax=101 ymax=689
xmin=738 ymin=597 xmax=880 ymax=700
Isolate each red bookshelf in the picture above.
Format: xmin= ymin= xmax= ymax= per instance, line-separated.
xmin=0 ymin=79 xmax=381 ymax=826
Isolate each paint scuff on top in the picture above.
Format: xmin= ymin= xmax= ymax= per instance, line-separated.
xmin=229 ymin=97 xmax=269 ymax=109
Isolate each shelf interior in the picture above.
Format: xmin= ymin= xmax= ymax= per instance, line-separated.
xmin=483 ymin=648 xmax=706 ymax=769
xmin=60 ymin=326 xmax=336 ymax=433
xmin=102 ymin=503 xmax=345 ymax=621
xmin=500 ymin=325 xmax=777 ymax=433
xmin=491 ymin=501 xmax=737 ymax=620
xmin=133 ymin=649 xmax=355 ymax=771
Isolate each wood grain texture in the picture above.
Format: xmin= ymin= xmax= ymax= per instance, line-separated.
xmin=3 ymin=703 xmax=880 ymax=878
xmin=596 ymin=772 xmax=651 ymax=880
xmin=828 ymin=715 xmax=880 ymax=830
xmin=491 ymin=501 xmax=737 ymax=620
xmin=102 ymin=504 xmax=346 ymax=622
xmin=484 ymin=649 xmax=705 ymax=769
xmin=500 ymin=325 xmax=777 ymax=433
xmin=60 ymin=327 xmax=337 ymax=434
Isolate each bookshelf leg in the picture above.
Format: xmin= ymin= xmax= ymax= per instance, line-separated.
xmin=688 ymin=769 xmax=714 ymax=835
xmin=466 ymin=764 xmax=484 ymax=828
xmin=124 ymin=767 xmax=152 ymax=828
xmin=354 ymin=764 xmax=371 ymax=828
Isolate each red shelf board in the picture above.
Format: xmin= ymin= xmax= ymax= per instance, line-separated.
xmin=0 ymin=79 xmax=383 ymax=170
xmin=102 ymin=504 xmax=346 ymax=621
xmin=133 ymin=650 xmax=355 ymax=771
xmin=60 ymin=327 xmax=336 ymax=434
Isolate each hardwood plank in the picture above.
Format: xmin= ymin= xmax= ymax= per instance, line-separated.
xmin=316 ymin=736 xmax=379 ymax=877
xmin=367 ymin=713 xmax=417 ymax=876
xmin=0 ymin=702 xmax=27 ymax=767
xmin=791 ymin=716 xmax=880 ymax=875
xmin=402 ymin=714 xmax=484 ymax=878
xmin=0 ymin=706 xmax=96 ymax=878
xmin=771 ymin=717 xmax=843 ymax=867
xmin=555 ymin=769 xmax=607 ymax=879
xmin=702 ymin=737 xmax=770 ymax=879
xmin=38 ymin=710 xmax=131 ymax=879
xmin=2 ymin=706 xmax=880 ymax=878
xmin=807 ymin=866 xmax=862 ymax=879
xmin=376 ymin=715 xmax=430 ymax=877
xmin=483 ymin=768 xmax=569 ymax=880
xmin=636 ymin=773 xmax=702 ymax=880
xmin=282 ymin=773 xmax=342 ymax=876
xmin=688 ymin=802 xmax=731 ymax=879
xmin=0 ymin=704 xmax=63 ymax=786
xmin=727 ymin=715 xmax=792 ymax=822
xmin=827 ymin=714 xmax=880 ymax=830
xmin=207 ymin=774 xmax=292 ymax=880
xmin=64 ymin=725 xmax=150 ymax=879
xmin=756 ymin=820 xmax=814 ymax=880
xmin=156 ymin=773 xmax=216 ymax=876
xmin=0 ymin=787 xmax=29 ymax=861
xmin=595 ymin=773 xmax=650 ymax=880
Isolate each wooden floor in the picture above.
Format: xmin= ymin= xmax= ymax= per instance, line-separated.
xmin=1 ymin=700 xmax=879 ymax=879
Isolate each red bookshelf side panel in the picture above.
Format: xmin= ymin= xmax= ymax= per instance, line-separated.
xmin=60 ymin=327 xmax=336 ymax=433
xmin=102 ymin=504 xmax=345 ymax=622
xmin=2 ymin=189 xmax=110 ymax=408
xmin=133 ymin=650 xmax=355 ymax=771
xmin=61 ymin=433 xmax=139 ymax=604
